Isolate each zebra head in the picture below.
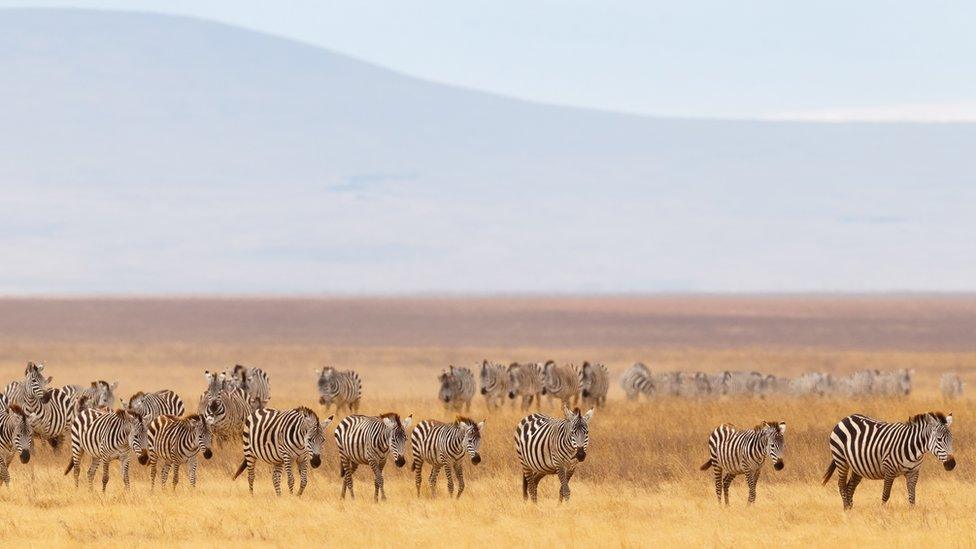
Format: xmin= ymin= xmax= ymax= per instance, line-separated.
xmin=458 ymin=417 xmax=485 ymax=465
xmin=562 ymin=405 xmax=594 ymax=462
xmin=97 ymin=381 xmax=119 ymax=409
xmin=233 ymin=364 xmax=250 ymax=392
xmin=123 ymin=410 xmax=149 ymax=457
xmin=926 ymin=412 xmax=955 ymax=470
xmin=540 ymin=360 xmax=557 ymax=395
xmin=202 ymin=370 xmax=223 ymax=399
xmin=580 ymin=362 xmax=596 ymax=398
xmin=479 ymin=360 xmax=491 ymax=395
xmin=438 ymin=369 xmax=455 ymax=403
xmin=127 ymin=391 xmax=146 ymax=416
xmin=762 ymin=421 xmax=786 ymax=470
xmin=381 ymin=413 xmax=412 ymax=468
xmin=24 ymin=361 xmax=47 ymax=399
xmin=7 ymin=405 xmax=33 ymax=463
xmin=189 ymin=414 xmax=215 ymax=460
xmin=507 ymin=363 xmax=522 ymax=399
xmin=317 ymin=367 xmax=337 ymax=406
xmin=299 ymin=408 xmax=333 ymax=468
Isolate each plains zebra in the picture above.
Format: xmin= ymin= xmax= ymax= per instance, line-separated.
xmin=438 ymin=366 xmax=474 ymax=412
xmin=233 ymin=407 xmax=333 ymax=496
xmin=700 ymin=421 xmax=786 ymax=505
xmin=334 ymin=413 xmax=413 ymax=501
xmin=580 ymin=362 xmax=609 ymax=408
xmin=410 ymin=416 xmax=485 ymax=498
xmin=65 ymin=381 xmax=119 ymax=411
xmin=198 ymin=371 xmax=250 ymax=442
xmin=26 ymin=387 xmax=77 ymax=449
xmin=515 ymin=406 xmax=594 ymax=502
xmin=64 ymin=408 xmax=147 ymax=491
xmin=941 ymin=373 xmax=963 ymax=399
xmin=233 ymin=364 xmax=271 ymax=409
xmin=0 ymin=405 xmax=33 ymax=485
xmin=619 ymin=362 xmax=654 ymax=400
xmin=507 ymin=362 xmax=543 ymax=411
xmin=316 ymin=367 xmax=362 ymax=414
xmin=541 ymin=361 xmax=580 ymax=408
xmin=126 ymin=390 xmax=185 ymax=423
xmin=822 ymin=412 xmax=954 ymax=509
xmin=144 ymin=414 xmax=215 ymax=490
xmin=4 ymin=361 xmax=50 ymax=409
xmin=0 ymin=392 xmax=7 ymax=411
xmin=479 ymin=361 xmax=509 ymax=411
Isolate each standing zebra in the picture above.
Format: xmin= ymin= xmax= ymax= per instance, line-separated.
xmin=620 ymin=362 xmax=654 ymax=400
xmin=334 ymin=412 xmax=413 ymax=501
xmin=515 ymin=405 xmax=594 ymax=503
xmin=198 ymin=371 xmax=250 ymax=443
xmin=65 ymin=381 xmax=119 ymax=411
xmin=126 ymin=389 xmax=185 ymax=424
xmin=541 ymin=361 xmax=581 ymax=408
xmin=144 ymin=414 xmax=215 ymax=490
xmin=26 ymin=387 xmax=78 ymax=450
xmin=233 ymin=364 xmax=271 ymax=410
xmin=64 ymin=407 xmax=148 ymax=491
xmin=700 ymin=421 xmax=786 ymax=505
xmin=410 ymin=416 xmax=485 ymax=498
xmin=940 ymin=373 xmax=964 ymax=400
xmin=233 ymin=407 xmax=333 ymax=496
xmin=438 ymin=366 xmax=475 ymax=412
xmin=0 ymin=405 xmax=33 ymax=486
xmin=479 ymin=361 xmax=510 ymax=411
xmin=316 ymin=367 xmax=362 ymax=415
xmin=4 ymin=362 xmax=50 ymax=410
xmin=580 ymin=362 xmax=609 ymax=408
xmin=823 ymin=412 xmax=955 ymax=509
xmin=507 ymin=362 xmax=543 ymax=411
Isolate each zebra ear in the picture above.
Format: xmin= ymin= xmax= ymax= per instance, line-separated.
xmin=778 ymin=422 xmax=787 ymax=434
xmin=204 ymin=370 xmax=211 ymax=379
xmin=382 ymin=417 xmax=396 ymax=429
xmin=477 ymin=420 xmax=486 ymax=431
xmin=36 ymin=363 xmax=44 ymax=372
xmin=110 ymin=381 xmax=119 ymax=391
xmin=583 ymin=409 xmax=594 ymax=423
xmin=402 ymin=415 xmax=413 ymax=429
xmin=946 ymin=414 xmax=953 ymax=426
xmin=322 ymin=415 xmax=335 ymax=429
xmin=563 ymin=405 xmax=573 ymax=420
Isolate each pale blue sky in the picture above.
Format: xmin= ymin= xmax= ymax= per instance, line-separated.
xmin=2 ymin=1 xmax=975 ymax=120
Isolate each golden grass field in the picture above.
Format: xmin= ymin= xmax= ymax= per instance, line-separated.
xmin=0 ymin=297 xmax=973 ymax=547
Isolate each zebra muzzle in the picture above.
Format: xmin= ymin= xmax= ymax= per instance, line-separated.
xmin=774 ymin=460 xmax=784 ymax=471
xmin=582 ymin=389 xmax=590 ymax=398
xmin=395 ymin=456 xmax=406 ymax=468
xmin=19 ymin=450 xmax=30 ymax=464
xmin=471 ymin=454 xmax=481 ymax=465
xmin=203 ymin=448 xmax=213 ymax=460
xmin=575 ymin=448 xmax=586 ymax=462
xmin=138 ymin=450 xmax=149 ymax=465
xmin=508 ymin=392 xmax=516 ymax=399
xmin=311 ymin=454 xmax=322 ymax=468
xmin=480 ymin=388 xmax=487 ymax=395
xmin=945 ymin=456 xmax=956 ymax=471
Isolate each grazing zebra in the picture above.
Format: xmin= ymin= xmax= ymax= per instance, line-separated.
xmin=198 ymin=371 xmax=250 ymax=442
xmin=438 ymin=366 xmax=475 ymax=412
xmin=316 ymin=367 xmax=362 ymax=414
xmin=580 ymin=362 xmax=609 ymax=408
xmin=507 ymin=362 xmax=543 ymax=411
xmin=64 ymin=407 xmax=148 ymax=491
xmin=410 ymin=416 xmax=485 ymax=498
xmin=233 ymin=364 xmax=271 ymax=410
xmin=65 ymin=381 xmax=119 ymax=411
xmin=0 ymin=405 xmax=34 ymax=486
xmin=26 ymin=387 xmax=77 ymax=449
xmin=515 ymin=405 xmax=594 ymax=502
xmin=126 ymin=389 xmax=185 ymax=424
xmin=4 ymin=361 xmax=50 ymax=409
xmin=233 ymin=407 xmax=333 ymax=496
xmin=700 ymin=421 xmax=786 ymax=505
xmin=334 ymin=412 xmax=413 ymax=501
xmin=823 ymin=412 xmax=955 ymax=509
xmin=940 ymin=373 xmax=963 ymax=400
xmin=479 ymin=361 xmax=510 ymax=411
xmin=541 ymin=361 xmax=581 ymax=408
xmin=619 ymin=362 xmax=654 ymax=400
xmin=144 ymin=414 xmax=215 ymax=490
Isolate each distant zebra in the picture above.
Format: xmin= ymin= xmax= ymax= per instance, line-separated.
xmin=4 ymin=361 xmax=50 ymax=410
xmin=541 ymin=361 xmax=580 ymax=408
xmin=233 ymin=407 xmax=333 ymax=496
xmin=410 ymin=416 xmax=485 ymax=498
xmin=515 ymin=406 xmax=594 ymax=502
xmin=233 ymin=364 xmax=271 ymax=409
xmin=65 ymin=381 xmax=118 ymax=411
xmin=507 ymin=362 xmax=543 ymax=411
xmin=700 ymin=421 xmax=786 ymax=505
xmin=0 ymin=405 xmax=33 ymax=485
xmin=334 ymin=413 xmax=413 ymax=501
xmin=145 ymin=414 xmax=215 ymax=490
xmin=620 ymin=362 xmax=654 ymax=400
xmin=316 ymin=367 xmax=362 ymax=414
xmin=126 ymin=390 xmax=185 ymax=424
xmin=438 ymin=366 xmax=475 ymax=412
xmin=940 ymin=373 xmax=963 ymax=400
xmin=64 ymin=408 xmax=148 ymax=491
xmin=580 ymin=362 xmax=609 ymax=408
xmin=198 ymin=371 xmax=250 ymax=442
xmin=823 ymin=412 xmax=955 ymax=509
xmin=479 ymin=361 xmax=510 ymax=411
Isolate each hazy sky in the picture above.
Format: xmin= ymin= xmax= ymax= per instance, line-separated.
xmin=2 ymin=1 xmax=974 ymax=120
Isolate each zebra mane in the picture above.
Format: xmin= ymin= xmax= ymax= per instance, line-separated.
xmin=379 ymin=412 xmax=401 ymax=424
xmin=128 ymin=391 xmax=145 ymax=405
xmin=294 ymin=406 xmax=318 ymax=419
xmin=7 ymin=404 xmax=26 ymax=418
xmin=454 ymin=415 xmax=476 ymax=427
xmin=908 ymin=411 xmax=949 ymax=425
xmin=183 ymin=413 xmax=205 ymax=422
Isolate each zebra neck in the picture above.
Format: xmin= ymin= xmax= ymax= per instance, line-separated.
xmin=907 ymin=424 xmax=933 ymax=460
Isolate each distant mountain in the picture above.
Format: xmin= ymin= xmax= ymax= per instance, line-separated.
xmin=1 ymin=9 xmax=974 ymax=293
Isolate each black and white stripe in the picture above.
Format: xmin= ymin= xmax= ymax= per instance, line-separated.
xmin=822 ymin=412 xmax=955 ymax=509
xmin=507 ymin=362 xmax=543 ymax=411
xmin=438 ymin=366 xmax=475 ymax=412
xmin=233 ymin=365 xmax=271 ymax=410
xmin=26 ymin=387 xmax=77 ymax=450
xmin=334 ymin=413 xmax=413 ymax=501
xmin=198 ymin=371 xmax=250 ymax=442
xmin=700 ymin=421 xmax=786 ymax=505
xmin=619 ymin=362 xmax=654 ymax=400
xmin=4 ymin=361 xmax=49 ymax=410
xmin=126 ymin=389 xmax=185 ymax=424
xmin=316 ymin=367 xmax=362 ymax=414
xmin=0 ymin=405 xmax=33 ymax=485
xmin=145 ymin=414 xmax=215 ymax=490
xmin=479 ymin=361 xmax=509 ymax=411
xmin=580 ymin=362 xmax=609 ymax=408
xmin=541 ymin=361 xmax=581 ymax=408
xmin=410 ymin=416 xmax=484 ymax=498
xmin=65 ymin=381 xmax=118 ymax=411
xmin=515 ymin=406 xmax=593 ymax=502
xmin=64 ymin=408 xmax=148 ymax=491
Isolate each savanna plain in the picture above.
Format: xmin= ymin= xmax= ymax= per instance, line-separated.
xmin=0 ymin=296 xmax=973 ymax=547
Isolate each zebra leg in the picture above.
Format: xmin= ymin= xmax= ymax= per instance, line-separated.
xmin=72 ymin=449 xmax=83 ymax=488
xmin=557 ymin=466 xmax=570 ymax=502
xmin=428 ymin=464 xmax=441 ymax=497
xmin=444 ymin=464 xmax=454 ymax=496
xmin=454 ymin=463 xmax=465 ymax=499
xmin=522 ymin=471 xmax=529 ymax=501
xmin=528 ymin=474 xmax=541 ymax=503
xmin=371 ymin=461 xmax=384 ymax=502
xmin=101 ymin=459 xmax=110 ymax=492
xmin=906 ymin=470 xmax=920 ymax=506
xmin=121 ymin=455 xmax=130 ymax=491
xmin=712 ymin=466 xmax=723 ymax=504
xmin=160 ymin=462 xmax=171 ymax=488
xmin=272 ymin=464 xmax=283 ymax=496
xmin=722 ymin=473 xmax=734 ymax=505
xmin=284 ymin=458 xmax=295 ymax=494
xmin=412 ymin=459 xmax=423 ymax=496
xmin=189 ymin=457 xmax=198 ymax=488
xmin=172 ymin=462 xmax=181 ymax=488
xmin=746 ymin=470 xmax=759 ymax=504
xmin=297 ymin=459 xmax=309 ymax=496
xmin=246 ymin=458 xmax=256 ymax=494
xmin=835 ymin=463 xmax=849 ymax=509
xmin=86 ymin=458 xmax=99 ymax=490
xmin=0 ymin=458 xmax=9 ymax=486
xmin=149 ymin=458 xmax=158 ymax=491
xmin=845 ymin=473 xmax=863 ymax=509
xmin=342 ymin=460 xmax=357 ymax=499
xmin=881 ymin=475 xmax=895 ymax=504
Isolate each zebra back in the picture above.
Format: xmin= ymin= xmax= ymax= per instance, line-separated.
xmin=148 ymin=413 xmax=214 ymax=463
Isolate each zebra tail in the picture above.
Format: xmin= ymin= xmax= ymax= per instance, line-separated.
xmin=232 ymin=459 xmax=247 ymax=480
xmin=699 ymin=458 xmax=713 ymax=471
xmin=64 ymin=459 xmax=74 ymax=476
xmin=821 ymin=461 xmax=837 ymax=485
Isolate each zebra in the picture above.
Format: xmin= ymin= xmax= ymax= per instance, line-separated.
xmin=580 ymin=362 xmax=609 ymax=408
xmin=233 ymin=364 xmax=271 ymax=410
xmin=541 ymin=361 xmax=580 ymax=408
xmin=198 ymin=371 xmax=250 ymax=442
xmin=479 ymin=360 xmax=510 ymax=411
xmin=65 ymin=381 xmax=119 ymax=411
xmin=316 ymin=367 xmax=362 ymax=414
xmin=822 ymin=412 xmax=955 ymax=509
xmin=0 ymin=405 xmax=34 ymax=486
xmin=0 ymin=392 xmax=6 ymax=411
xmin=4 ymin=361 xmax=50 ymax=410
xmin=619 ymin=362 xmax=654 ymax=400
xmin=334 ymin=412 xmax=413 ymax=501
xmin=410 ymin=416 xmax=485 ymax=498
xmin=25 ymin=386 xmax=77 ymax=450
xmin=144 ymin=414 xmax=215 ymax=490
xmin=438 ymin=366 xmax=475 ymax=412
xmin=233 ymin=407 xmax=334 ymax=496
xmin=940 ymin=373 xmax=963 ymax=399
xmin=64 ymin=407 xmax=148 ymax=491
xmin=507 ymin=362 xmax=543 ymax=411
xmin=126 ymin=389 xmax=185 ymax=424
xmin=700 ymin=421 xmax=786 ymax=505
xmin=515 ymin=405 xmax=594 ymax=502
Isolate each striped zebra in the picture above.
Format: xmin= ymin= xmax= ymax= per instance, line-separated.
xmin=507 ymin=362 xmax=543 ymax=411
xmin=144 ymin=414 xmax=215 ymax=490
xmin=233 ymin=364 xmax=271 ymax=410
xmin=334 ymin=412 xmax=413 ymax=501
xmin=26 ymin=387 xmax=77 ymax=450
xmin=4 ymin=361 xmax=50 ymax=409
xmin=822 ymin=412 xmax=955 ymax=509
xmin=126 ymin=389 xmax=185 ymax=423
xmin=700 ymin=421 xmax=786 ymax=505
xmin=541 ymin=361 xmax=581 ymax=408
xmin=65 ymin=381 xmax=118 ymax=411
xmin=233 ymin=407 xmax=334 ymax=496
xmin=580 ymin=362 xmax=609 ymax=408
xmin=316 ymin=367 xmax=362 ymax=414
xmin=438 ymin=366 xmax=475 ymax=412
xmin=0 ymin=392 xmax=7 ymax=411
xmin=479 ymin=360 xmax=510 ymax=411
xmin=0 ymin=405 xmax=34 ymax=486
xmin=410 ymin=416 xmax=485 ymax=498
xmin=198 ymin=371 xmax=250 ymax=443
xmin=515 ymin=406 xmax=594 ymax=502
xmin=620 ymin=362 xmax=654 ymax=400
xmin=64 ymin=408 xmax=148 ymax=491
